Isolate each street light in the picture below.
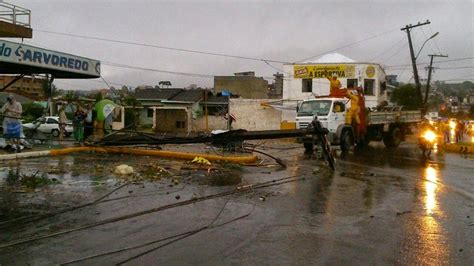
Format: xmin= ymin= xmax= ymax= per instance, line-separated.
xmin=415 ymin=32 xmax=439 ymax=59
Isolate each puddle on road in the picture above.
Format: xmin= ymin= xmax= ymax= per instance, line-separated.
xmin=0 ymin=152 xmax=245 ymax=222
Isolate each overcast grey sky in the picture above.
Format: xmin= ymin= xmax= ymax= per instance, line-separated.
xmin=6 ymin=0 xmax=474 ymax=91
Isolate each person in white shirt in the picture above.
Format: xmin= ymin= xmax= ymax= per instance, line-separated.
xmin=1 ymin=95 xmax=22 ymax=150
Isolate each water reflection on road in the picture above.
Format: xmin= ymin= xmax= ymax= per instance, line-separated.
xmin=424 ymin=165 xmax=438 ymax=215
xmin=413 ymin=164 xmax=448 ymax=264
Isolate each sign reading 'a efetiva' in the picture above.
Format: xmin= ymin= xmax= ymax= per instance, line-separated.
xmin=293 ymin=64 xmax=356 ymax=79
xmin=0 ymin=40 xmax=100 ymax=78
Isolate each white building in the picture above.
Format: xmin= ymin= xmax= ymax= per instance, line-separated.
xmin=283 ymin=53 xmax=388 ymax=109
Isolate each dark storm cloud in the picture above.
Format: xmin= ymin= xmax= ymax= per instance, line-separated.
xmin=6 ymin=0 xmax=474 ymax=90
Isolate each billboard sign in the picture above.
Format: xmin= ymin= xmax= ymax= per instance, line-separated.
xmin=294 ymin=64 xmax=355 ymax=79
xmin=0 ymin=40 xmax=100 ymax=78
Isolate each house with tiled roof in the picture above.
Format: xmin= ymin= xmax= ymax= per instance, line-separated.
xmin=135 ymin=87 xmax=228 ymax=132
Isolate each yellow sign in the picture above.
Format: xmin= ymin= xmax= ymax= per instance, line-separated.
xmin=366 ymin=65 xmax=376 ymax=78
xmin=293 ymin=64 xmax=355 ymax=79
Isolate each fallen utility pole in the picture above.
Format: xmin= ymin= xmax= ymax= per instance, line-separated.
xmin=95 ymin=118 xmax=336 ymax=170
xmin=401 ymin=20 xmax=431 ymax=114
xmin=424 ymin=54 xmax=448 ymax=108
xmin=96 ymin=129 xmax=317 ymax=146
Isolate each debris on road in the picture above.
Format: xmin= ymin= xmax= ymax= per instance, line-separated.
xmin=114 ymin=164 xmax=134 ymax=175
xmin=191 ymin=156 xmax=211 ymax=165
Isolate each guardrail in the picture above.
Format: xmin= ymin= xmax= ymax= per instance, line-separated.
xmin=0 ymin=1 xmax=31 ymax=27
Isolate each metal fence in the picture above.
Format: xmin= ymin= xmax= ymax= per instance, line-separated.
xmin=0 ymin=1 xmax=31 ymax=27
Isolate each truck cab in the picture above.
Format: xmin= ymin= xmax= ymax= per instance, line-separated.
xmin=296 ymin=94 xmax=420 ymax=152
xmin=296 ymin=97 xmax=349 ymax=144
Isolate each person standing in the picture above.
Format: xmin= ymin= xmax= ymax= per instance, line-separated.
xmin=326 ymin=74 xmax=342 ymax=95
xmin=443 ymin=120 xmax=450 ymax=143
xmin=345 ymin=90 xmax=360 ymax=125
xmin=73 ymin=104 xmax=86 ymax=144
xmin=83 ymin=104 xmax=93 ymax=140
xmin=58 ymin=102 xmax=68 ymax=142
xmin=1 ymin=95 xmax=22 ymax=151
xmin=457 ymin=120 xmax=464 ymax=143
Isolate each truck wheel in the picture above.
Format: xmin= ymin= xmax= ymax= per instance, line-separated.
xmin=340 ymin=130 xmax=353 ymax=152
xmin=52 ymin=129 xmax=60 ymax=137
xmin=383 ymin=127 xmax=401 ymax=148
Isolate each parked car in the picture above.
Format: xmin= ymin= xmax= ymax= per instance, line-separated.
xmin=23 ymin=116 xmax=73 ymax=137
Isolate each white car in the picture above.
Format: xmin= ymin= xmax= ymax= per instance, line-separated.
xmin=23 ymin=116 xmax=73 ymax=137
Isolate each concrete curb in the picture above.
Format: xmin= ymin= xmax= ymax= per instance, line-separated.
xmin=443 ymin=143 xmax=474 ymax=154
xmin=0 ymin=146 xmax=259 ymax=164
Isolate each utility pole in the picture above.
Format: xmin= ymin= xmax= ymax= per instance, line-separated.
xmin=424 ymin=54 xmax=448 ymax=109
xmin=401 ymin=20 xmax=431 ymax=113
xmin=204 ymin=89 xmax=209 ymax=132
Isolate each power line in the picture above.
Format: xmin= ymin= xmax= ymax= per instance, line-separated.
xmin=102 ymin=61 xmax=215 ymax=78
xmin=102 ymin=61 xmax=276 ymax=80
xmin=380 ymin=42 xmax=409 ymax=64
xmin=387 ymin=65 xmax=474 ymax=71
xmin=428 ymin=25 xmax=442 ymax=54
xmin=295 ymin=27 xmax=400 ymax=63
xmin=35 ymin=29 xmax=290 ymax=64
xmin=23 ymin=40 xmax=276 ymax=80
xmin=368 ymin=35 xmax=406 ymax=62
xmin=437 ymin=66 xmax=474 ymax=70
xmin=420 ymin=27 xmax=436 ymax=55
xmin=385 ymin=56 xmax=474 ymax=68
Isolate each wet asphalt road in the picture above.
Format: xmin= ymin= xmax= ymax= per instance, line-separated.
xmin=0 ymin=140 xmax=472 ymax=265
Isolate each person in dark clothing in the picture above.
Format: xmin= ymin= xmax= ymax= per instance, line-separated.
xmin=73 ymin=105 xmax=86 ymax=143
xmin=83 ymin=104 xmax=93 ymax=140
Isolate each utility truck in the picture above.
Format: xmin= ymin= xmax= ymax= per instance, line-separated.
xmin=296 ymin=90 xmax=421 ymax=152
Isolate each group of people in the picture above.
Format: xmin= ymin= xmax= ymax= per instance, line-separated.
xmin=0 ymin=95 xmax=117 ymax=151
xmin=421 ymin=119 xmax=468 ymax=144
xmin=58 ymin=102 xmax=94 ymax=144
xmin=436 ymin=119 xmax=466 ymax=143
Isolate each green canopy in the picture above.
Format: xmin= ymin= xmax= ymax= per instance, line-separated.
xmin=95 ymin=99 xmax=117 ymax=122
xmin=33 ymin=101 xmax=48 ymax=108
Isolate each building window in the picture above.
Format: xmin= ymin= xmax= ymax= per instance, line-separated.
xmin=302 ymin=78 xmax=312 ymax=93
xmin=364 ymin=79 xmax=375 ymax=96
xmin=147 ymin=108 xmax=153 ymax=118
xmin=206 ymin=106 xmax=227 ymax=116
xmin=333 ymin=102 xmax=345 ymax=112
xmin=380 ymin=81 xmax=387 ymax=93
xmin=175 ymin=121 xmax=185 ymax=129
xmin=347 ymin=79 xmax=358 ymax=89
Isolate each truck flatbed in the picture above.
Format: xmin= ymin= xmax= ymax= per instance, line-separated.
xmin=368 ymin=110 xmax=421 ymax=125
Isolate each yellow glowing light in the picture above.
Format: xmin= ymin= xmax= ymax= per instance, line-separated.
xmin=422 ymin=130 xmax=437 ymax=142
xmin=449 ymin=120 xmax=456 ymax=130
xmin=424 ymin=166 xmax=438 ymax=215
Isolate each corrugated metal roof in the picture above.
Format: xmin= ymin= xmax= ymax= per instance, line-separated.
xmin=135 ymin=88 xmax=182 ymax=100
xmin=167 ymin=89 xmax=205 ymax=103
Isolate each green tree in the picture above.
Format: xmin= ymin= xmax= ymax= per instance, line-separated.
xmin=123 ymin=95 xmax=141 ymax=127
xmin=22 ymin=102 xmax=45 ymax=122
xmin=158 ymin=81 xmax=172 ymax=88
xmin=390 ymin=84 xmax=422 ymax=110
xmin=63 ymin=90 xmax=79 ymax=102
xmin=427 ymin=93 xmax=444 ymax=111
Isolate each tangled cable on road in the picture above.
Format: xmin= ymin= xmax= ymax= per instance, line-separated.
xmin=62 ymin=189 xmax=259 ymax=265
xmin=0 ymin=174 xmax=309 ymax=249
